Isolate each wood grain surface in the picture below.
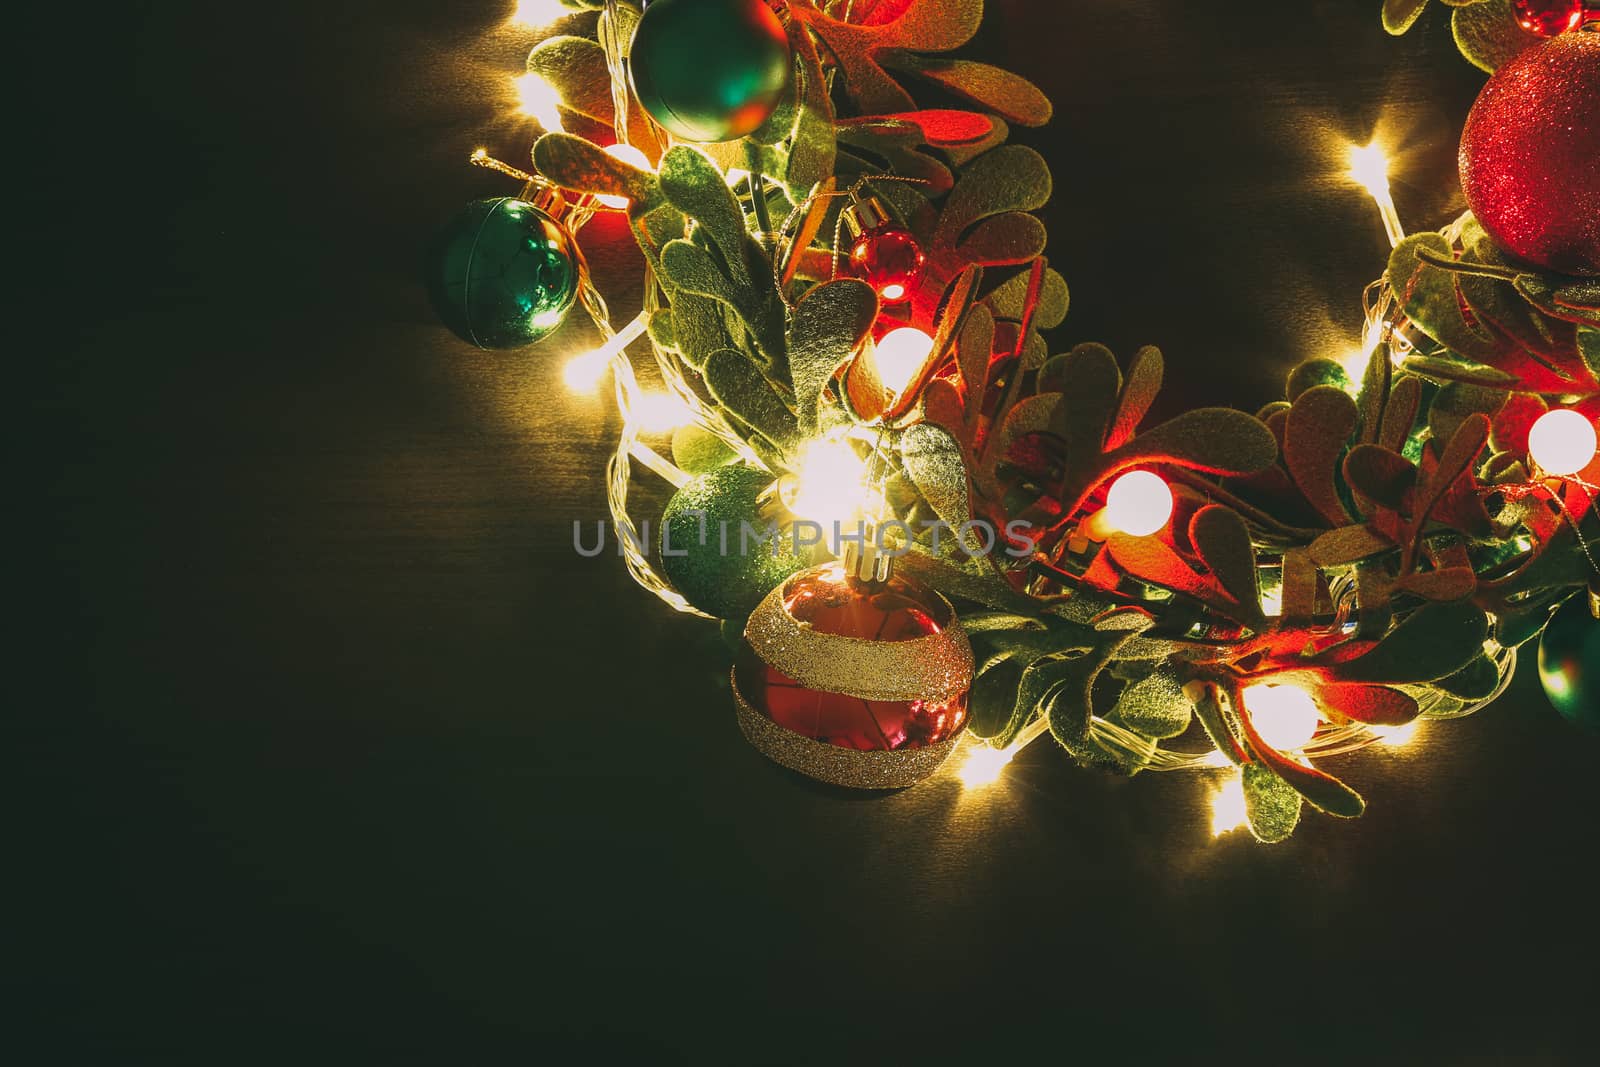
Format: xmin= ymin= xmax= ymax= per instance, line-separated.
xmin=21 ymin=1 xmax=1596 ymax=1060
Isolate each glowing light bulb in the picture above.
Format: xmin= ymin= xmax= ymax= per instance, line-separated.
xmin=511 ymin=0 xmax=570 ymax=28
xmin=1347 ymin=141 xmax=1405 ymax=248
xmin=1211 ymin=773 xmax=1248 ymax=837
xmin=873 ymin=327 xmax=934 ymax=397
xmin=1527 ymin=409 xmax=1597 ymax=476
xmin=563 ymin=352 xmax=610 ymax=393
xmin=783 ymin=436 xmax=873 ymax=529
xmin=1103 ymin=471 xmax=1173 ymax=536
xmin=562 ymin=312 xmax=650 ymax=395
xmin=1347 ymin=143 xmax=1391 ymax=200
xmin=513 ymin=72 xmax=564 ymax=131
xmin=1241 ymin=683 xmax=1322 ymax=752
xmin=958 ymin=744 xmax=1014 ymax=788
xmin=631 ymin=391 xmax=692 ymax=434
xmin=597 ymin=144 xmax=652 ymax=209
xmin=1372 ymin=721 xmax=1421 ymax=748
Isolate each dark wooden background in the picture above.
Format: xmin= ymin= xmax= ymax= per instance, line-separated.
xmin=21 ymin=1 xmax=1597 ymax=1061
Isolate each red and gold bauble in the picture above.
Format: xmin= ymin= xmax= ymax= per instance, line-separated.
xmin=1459 ymin=32 xmax=1600 ymax=276
xmin=734 ymin=545 xmax=973 ymax=789
xmin=843 ymin=192 xmax=925 ymax=304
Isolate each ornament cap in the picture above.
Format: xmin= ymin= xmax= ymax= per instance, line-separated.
xmin=841 ymin=522 xmax=893 ymax=584
xmin=842 ymin=192 xmax=891 ymax=239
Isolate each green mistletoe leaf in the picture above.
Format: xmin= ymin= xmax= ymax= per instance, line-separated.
xmin=1243 ymin=764 xmax=1303 ymax=844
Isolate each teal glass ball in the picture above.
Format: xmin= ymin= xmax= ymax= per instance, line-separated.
xmin=1538 ymin=594 xmax=1599 ymax=728
xmin=628 ymin=0 xmax=792 ymax=143
xmin=659 ymin=464 xmax=804 ymax=620
xmin=426 ymin=197 xmax=578 ymax=349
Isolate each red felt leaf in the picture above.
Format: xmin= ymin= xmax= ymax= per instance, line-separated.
xmin=836 ymin=109 xmax=997 ymax=145
xmin=1313 ymin=683 xmax=1420 ymax=726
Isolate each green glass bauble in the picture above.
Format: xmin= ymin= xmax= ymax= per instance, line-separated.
xmin=426 ymin=197 xmax=578 ymax=349
xmin=660 ymin=464 xmax=804 ymax=620
xmin=1537 ymin=594 xmax=1600 ymax=728
xmin=628 ymin=0 xmax=792 ymax=143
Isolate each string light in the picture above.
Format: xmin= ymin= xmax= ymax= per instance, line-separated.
xmin=782 ymin=435 xmax=874 ymax=529
xmin=1527 ymin=409 xmax=1598 ymax=477
xmin=1211 ymin=773 xmax=1249 ymax=837
xmin=873 ymin=327 xmax=934 ymax=397
xmin=563 ymin=311 xmax=650 ymax=394
xmin=597 ymin=144 xmax=652 ymax=209
xmin=510 ymin=0 xmax=570 ymax=28
xmin=1241 ymin=683 xmax=1323 ymax=751
xmin=631 ymin=391 xmax=693 ymax=434
xmin=958 ymin=744 xmax=1014 ymax=788
xmin=1103 ymin=471 xmax=1174 ymax=536
xmin=1371 ymin=721 xmax=1421 ymax=747
xmin=1348 ymin=142 xmax=1405 ymax=248
xmin=513 ymin=72 xmax=564 ymax=131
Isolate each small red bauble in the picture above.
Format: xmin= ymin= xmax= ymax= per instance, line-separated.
xmin=1512 ymin=0 xmax=1588 ymax=37
xmin=1459 ymin=33 xmax=1600 ymax=275
xmin=849 ymin=225 xmax=925 ymax=304
xmin=842 ymin=191 xmax=925 ymax=304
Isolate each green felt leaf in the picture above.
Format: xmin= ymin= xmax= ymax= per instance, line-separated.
xmin=1382 ymin=0 xmax=1430 ymax=35
xmin=1285 ymin=386 xmax=1359 ymax=526
xmin=1055 ymin=344 xmax=1122 ymax=465
xmin=671 ymin=424 xmax=738 ymax=475
xmin=1184 ymin=681 xmax=1248 ymax=767
xmin=968 ymin=657 xmax=1023 ymax=739
xmin=1379 ymin=376 xmax=1423 ymax=453
xmin=1453 ymin=0 xmax=1536 ymax=73
xmin=531 ymin=133 xmax=662 ymax=208
xmin=1399 ymin=357 xmax=1520 ymax=389
xmin=1189 ymin=506 xmax=1262 ymax=623
xmin=1243 ymin=764 xmax=1303 ymax=844
xmin=1343 ymin=444 xmax=1417 ymax=513
xmin=985 ymin=266 xmax=1069 ymax=329
xmin=1280 ymin=549 xmax=1319 ymax=622
xmin=1113 ymin=664 xmax=1192 ymax=740
xmin=956 ymin=304 xmax=995 ymax=411
xmin=1438 ymin=653 xmax=1503 ymax=699
xmin=901 ymin=423 xmax=973 ymax=534
xmin=658 ymin=147 xmax=751 ymax=287
xmin=921 ymin=378 xmax=966 ymax=439
xmin=667 ymin=293 xmax=730 ymax=373
xmin=661 ymin=239 xmax=752 ymax=319
xmin=525 ymin=36 xmax=611 ymax=125
xmin=931 ymin=145 xmax=1052 ymax=252
xmin=1235 ymin=695 xmax=1366 ymax=818
xmin=787 ymin=279 xmax=878 ymax=433
xmin=1007 ymin=651 xmax=1087 ymax=749
xmin=1358 ymin=343 xmax=1393 ymax=446
xmin=1389 ymin=235 xmax=1498 ymax=360
xmin=881 ymin=54 xmax=1053 ymax=127
xmin=704 ymin=349 xmax=796 ymax=451
xmin=1428 ymin=382 xmax=1506 ymax=448
xmin=1100 ymin=408 xmax=1279 ymax=480
xmin=1286 ymin=359 xmax=1351 ymax=402
xmin=1333 ymin=601 xmax=1490 ymax=684
xmin=1515 ymin=274 xmax=1600 ymax=328
xmin=955 ymin=213 xmax=1048 ymax=268
xmin=1043 ymin=635 xmax=1134 ymax=769
xmin=1309 ymin=524 xmax=1395 ymax=566
xmin=1106 ymin=346 xmax=1163 ymax=451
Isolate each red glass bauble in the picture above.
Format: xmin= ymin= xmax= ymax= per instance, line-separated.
xmin=1512 ymin=0 xmax=1587 ymax=36
xmin=744 ymin=566 xmax=968 ymax=749
xmin=848 ymin=224 xmax=925 ymax=304
xmin=1459 ymin=33 xmax=1600 ymax=276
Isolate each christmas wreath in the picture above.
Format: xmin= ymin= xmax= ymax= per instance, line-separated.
xmin=427 ymin=0 xmax=1599 ymax=842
